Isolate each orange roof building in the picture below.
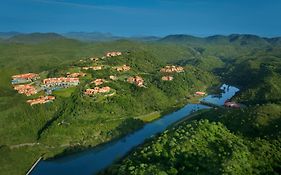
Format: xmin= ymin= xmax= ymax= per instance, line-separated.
xmin=11 ymin=73 xmax=40 ymax=84
xmin=84 ymin=86 xmax=111 ymax=95
xmin=127 ymin=76 xmax=144 ymax=87
xmin=13 ymin=84 xmax=38 ymax=96
xmin=91 ymin=79 xmax=105 ymax=86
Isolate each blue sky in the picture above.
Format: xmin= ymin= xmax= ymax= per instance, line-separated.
xmin=1 ymin=0 xmax=281 ymax=36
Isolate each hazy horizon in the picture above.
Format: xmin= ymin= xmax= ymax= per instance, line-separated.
xmin=1 ymin=0 xmax=281 ymax=37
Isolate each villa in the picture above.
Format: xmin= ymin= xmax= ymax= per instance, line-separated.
xmin=13 ymin=84 xmax=37 ymax=96
xmin=115 ymin=65 xmax=131 ymax=72
xmin=106 ymin=51 xmax=122 ymax=57
xmin=160 ymin=65 xmax=184 ymax=73
xmin=162 ymin=76 xmax=174 ymax=81
xmin=91 ymin=79 xmax=105 ymax=86
xmin=127 ymin=76 xmax=144 ymax=87
xmin=11 ymin=73 xmax=40 ymax=84
xmin=26 ymin=96 xmax=55 ymax=106
xmin=84 ymin=86 xmax=111 ymax=95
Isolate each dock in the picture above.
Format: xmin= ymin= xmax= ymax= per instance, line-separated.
xmin=26 ymin=156 xmax=42 ymax=175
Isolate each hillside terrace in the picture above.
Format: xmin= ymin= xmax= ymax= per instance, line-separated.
xmin=26 ymin=96 xmax=55 ymax=106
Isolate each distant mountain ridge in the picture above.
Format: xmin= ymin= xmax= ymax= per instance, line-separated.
xmin=160 ymin=34 xmax=281 ymax=46
xmin=0 ymin=32 xmax=280 ymax=45
xmin=6 ymin=33 xmax=67 ymax=44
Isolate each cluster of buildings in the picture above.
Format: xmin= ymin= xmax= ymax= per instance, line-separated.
xmin=160 ymin=65 xmax=184 ymax=73
xmin=84 ymin=86 xmax=111 ymax=95
xmin=11 ymin=73 xmax=40 ymax=84
xmin=114 ymin=65 xmax=131 ymax=72
xmin=13 ymin=84 xmax=38 ymax=96
xmin=106 ymin=51 xmax=122 ymax=57
xmin=161 ymin=76 xmax=174 ymax=81
xmin=127 ymin=76 xmax=144 ymax=87
xmin=42 ymin=77 xmax=80 ymax=88
xmin=26 ymin=96 xmax=55 ymax=106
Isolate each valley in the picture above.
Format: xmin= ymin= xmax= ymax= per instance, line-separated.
xmin=0 ymin=33 xmax=280 ymax=175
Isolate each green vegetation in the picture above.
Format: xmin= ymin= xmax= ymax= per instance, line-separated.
xmin=0 ymin=34 xmax=218 ymax=175
xmin=104 ymin=104 xmax=281 ymax=175
xmin=1 ymin=33 xmax=281 ymax=175
xmin=103 ymin=34 xmax=281 ymax=175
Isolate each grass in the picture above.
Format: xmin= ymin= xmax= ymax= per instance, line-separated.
xmin=135 ymin=111 xmax=161 ymax=122
xmin=52 ymin=87 xmax=77 ymax=98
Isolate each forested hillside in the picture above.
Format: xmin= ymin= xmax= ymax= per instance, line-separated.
xmin=103 ymin=34 xmax=281 ymax=175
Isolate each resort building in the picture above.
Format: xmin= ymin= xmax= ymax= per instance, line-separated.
xmin=195 ymin=91 xmax=206 ymax=96
xmin=160 ymin=65 xmax=184 ymax=73
xmin=162 ymin=76 xmax=174 ymax=81
xmin=42 ymin=77 xmax=80 ymax=88
xmin=106 ymin=51 xmax=122 ymax=57
xmin=11 ymin=73 xmax=40 ymax=84
xmin=13 ymin=84 xmax=37 ymax=96
xmin=84 ymin=86 xmax=111 ymax=95
xmin=114 ymin=65 xmax=131 ymax=72
xmin=26 ymin=96 xmax=55 ymax=106
xmin=127 ymin=76 xmax=144 ymax=87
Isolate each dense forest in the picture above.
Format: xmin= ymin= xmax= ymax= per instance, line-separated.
xmin=0 ymin=33 xmax=281 ymax=174
xmin=102 ymin=34 xmax=281 ymax=175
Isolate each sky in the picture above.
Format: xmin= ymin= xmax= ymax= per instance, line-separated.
xmin=1 ymin=0 xmax=281 ymax=37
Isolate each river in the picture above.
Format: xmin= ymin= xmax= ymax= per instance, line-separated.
xmin=31 ymin=84 xmax=239 ymax=175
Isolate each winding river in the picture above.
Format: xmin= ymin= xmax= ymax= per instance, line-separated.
xmin=31 ymin=84 xmax=239 ymax=175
